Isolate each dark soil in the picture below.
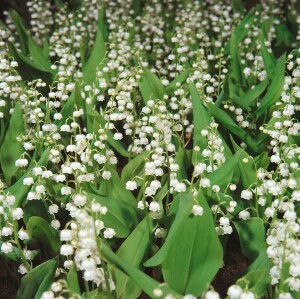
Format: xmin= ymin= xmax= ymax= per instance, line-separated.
xmin=0 ymin=257 xmax=18 ymax=299
xmin=213 ymin=230 xmax=250 ymax=298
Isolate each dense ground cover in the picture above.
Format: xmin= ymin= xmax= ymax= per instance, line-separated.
xmin=0 ymin=0 xmax=300 ymax=298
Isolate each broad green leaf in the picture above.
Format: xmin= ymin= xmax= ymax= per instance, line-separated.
xmin=9 ymin=9 xmax=29 ymax=54
xmin=138 ymin=68 xmax=164 ymax=103
xmin=85 ymin=103 xmax=129 ymax=157
xmin=26 ymin=216 xmax=61 ymax=253
xmin=239 ymin=269 xmax=271 ymax=297
xmin=8 ymin=42 xmax=53 ymax=84
xmin=83 ymin=28 xmax=106 ymax=84
xmin=207 ymin=103 xmax=264 ymax=152
xmin=23 ymin=200 xmax=51 ymax=224
xmin=231 ymin=137 xmax=256 ymax=189
xmin=229 ymin=79 xmax=268 ymax=109
xmin=146 ymin=192 xmax=223 ymax=296
xmin=67 ymin=263 xmax=81 ymax=295
xmin=121 ymin=151 xmax=150 ymax=185
xmin=5 ymin=148 xmax=50 ymax=207
xmin=17 ymin=258 xmax=58 ymax=299
xmin=260 ymin=36 xmax=276 ymax=79
xmin=166 ymin=68 xmax=191 ymax=91
xmin=224 ymin=8 xmax=256 ymax=54
xmin=255 ymin=53 xmax=286 ymax=117
xmin=28 ymin=36 xmax=53 ymax=72
xmin=0 ymin=103 xmax=24 ymax=181
xmin=101 ymin=243 xmax=180 ymax=298
xmin=174 ymin=146 xmax=188 ymax=180
xmin=115 ymin=217 xmax=153 ymax=299
xmin=234 ymin=218 xmax=265 ymax=260
xmin=229 ymin=33 xmax=246 ymax=93
xmin=87 ymin=192 xmax=138 ymax=238
xmin=0 ymin=240 xmax=22 ymax=262
xmin=189 ymin=82 xmax=211 ymax=162
xmin=100 ymin=168 xmax=137 ymax=210
xmin=144 ymin=193 xmax=193 ymax=267
xmin=207 ymin=150 xmax=242 ymax=188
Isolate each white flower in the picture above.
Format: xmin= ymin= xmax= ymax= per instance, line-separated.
xmin=49 ymin=204 xmax=59 ymax=214
xmin=227 ymin=285 xmax=243 ymax=299
xmin=60 ymin=244 xmax=74 ymax=256
xmin=192 ymin=205 xmax=204 ymax=216
xmin=15 ymin=159 xmax=28 ymax=167
xmin=23 ymin=177 xmax=34 ymax=185
xmin=41 ymin=291 xmax=55 ymax=299
xmin=200 ymin=178 xmax=210 ymax=188
xmin=1 ymin=242 xmax=13 ymax=254
xmin=18 ymin=229 xmax=29 ymax=240
xmin=138 ymin=201 xmax=148 ymax=210
xmin=153 ymin=288 xmax=163 ymax=297
xmin=61 ymin=186 xmax=72 ymax=195
xmin=113 ymin=133 xmax=123 ymax=140
xmin=12 ymin=208 xmax=24 ymax=220
xmin=103 ymin=228 xmax=116 ymax=239
xmin=72 ymin=193 xmax=87 ymax=206
xmin=126 ymin=181 xmax=137 ymax=191
xmin=149 ymin=202 xmax=160 ymax=213
xmin=102 ymin=170 xmax=112 ymax=180
xmin=154 ymin=228 xmax=167 ymax=238
xmin=60 ymin=229 xmax=73 ymax=241
xmin=240 ymin=291 xmax=255 ymax=299
xmin=241 ymin=190 xmax=253 ymax=200
xmin=279 ymin=293 xmax=293 ymax=299
xmin=205 ymin=290 xmax=220 ymax=299
xmin=51 ymin=220 xmax=60 ymax=229
xmin=239 ymin=210 xmax=250 ymax=220
xmin=18 ymin=264 xmax=28 ymax=275
xmin=2 ymin=226 xmax=13 ymax=236
xmin=174 ymin=182 xmax=186 ymax=192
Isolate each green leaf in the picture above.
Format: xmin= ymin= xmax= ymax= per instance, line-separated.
xmin=85 ymin=104 xmax=129 ymax=157
xmin=115 ymin=217 xmax=153 ymax=299
xmin=207 ymin=150 xmax=242 ymax=188
xmin=146 ymin=192 xmax=223 ymax=296
xmin=0 ymin=240 xmax=22 ymax=262
xmin=26 ymin=216 xmax=61 ymax=253
xmin=234 ymin=218 xmax=265 ymax=260
xmin=224 ymin=8 xmax=256 ymax=55
xmin=67 ymin=263 xmax=81 ymax=295
xmin=138 ymin=68 xmax=164 ymax=104
xmin=9 ymin=9 xmax=29 ymax=54
xmin=229 ymin=79 xmax=268 ymax=109
xmin=207 ymin=103 xmax=264 ymax=152
xmin=255 ymin=53 xmax=286 ymax=118
xmin=166 ymin=68 xmax=191 ymax=91
xmin=83 ymin=28 xmax=106 ymax=84
xmin=101 ymin=243 xmax=180 ymax=298
xmin=189 ymin=82 xmax=211 ymax=162
xmin=121 ymin=151 xmax=150 ymax=185
xmin=8 ymin=42 xmax=53 ymax=84
xmin=231 ymin=137 xmax=257 ymax=189
xmin=175 ymin=146 xmax=189 ymax=180
xmin=0 ymin=103 xmax=24 ymax=181
xmin=260 ymin=37 xmax=276 ymax=79
xmin=87 ymin=192 xmax=138 ymax=238
xmin=5 ymin=148 xmax=50 ymax=207
xmin=17 ymin=258 xmax=58 ymax=299
xmin=23 ymin=200 xmax=51 ymax=224
xmin=28 ymin=36 xmax=52 ymax=72
xmin=229 ymin=33 xmax=246 ymax=88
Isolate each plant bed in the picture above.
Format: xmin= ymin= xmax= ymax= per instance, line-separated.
xmin=0 ymin=1 xmax=299 ymax=298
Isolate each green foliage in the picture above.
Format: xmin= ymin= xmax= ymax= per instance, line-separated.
xmin=17 ymin=258 xmax=58 ymax=299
